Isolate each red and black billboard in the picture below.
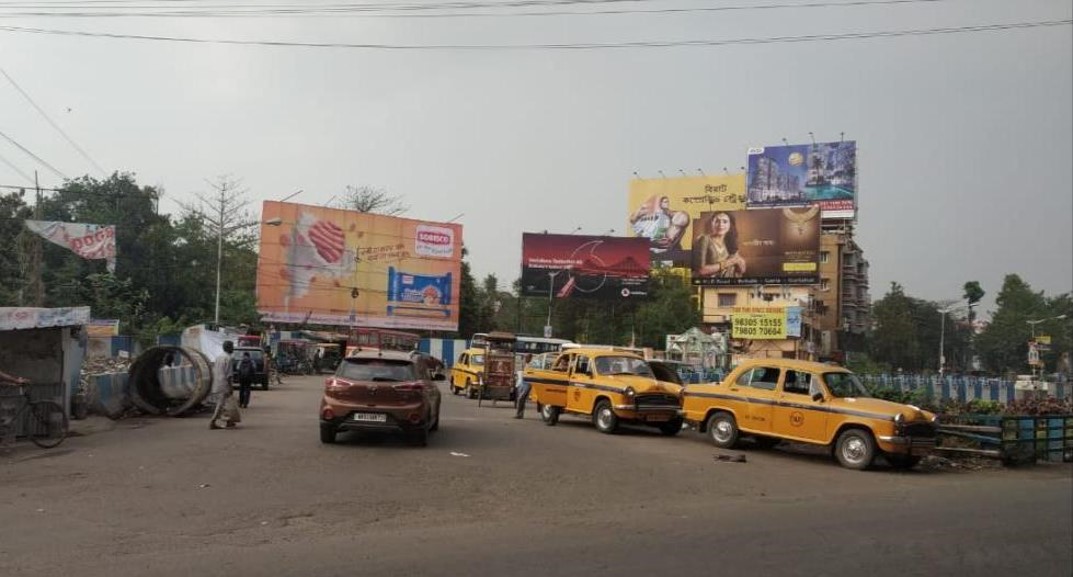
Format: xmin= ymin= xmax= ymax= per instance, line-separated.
xmin=520 ymin=234 xmax=651 ymax=299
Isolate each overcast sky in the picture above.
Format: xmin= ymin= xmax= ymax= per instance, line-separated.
xmin=1 ymin=0 xmax=1070 ymax=318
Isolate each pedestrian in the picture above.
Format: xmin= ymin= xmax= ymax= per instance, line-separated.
xmin=514 ymin=354 xmax=533 ymax=419
xmin=313 ymin=348 xmax=322 ymax=375
xmin=209 ymin=340 xmax=240 ymax=430
xmin=236 ymin=351 xmax=255 ymax=409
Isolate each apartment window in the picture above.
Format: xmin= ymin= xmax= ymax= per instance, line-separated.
xmin=819 ymin=251 xmax=830 ymax=264
xmin=717 ymin=293 xmax=737 ymax=307
xmin=820 ymin=278 xmax=830 ymax=292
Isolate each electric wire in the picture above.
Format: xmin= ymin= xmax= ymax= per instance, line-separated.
xmin=0 ymin=0 xmax=951 ymax=18
xmin=0 ymin=128 xmax=68 ymax=179
xmin=0 ymin=67 xmax=108 ymax=178
xmin=0 ymin=151 xmax=36 ymax=185
xmin=0 ymin=18 xmax=1066 ymax=50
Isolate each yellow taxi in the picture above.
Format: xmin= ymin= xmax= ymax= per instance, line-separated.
xmin=681 ymin=359 xmax=937 ymax=469
xmin=449 ymin=348 xmax=485 ymax=399
xmin=524 ymin=347 xmax=683 ymax=435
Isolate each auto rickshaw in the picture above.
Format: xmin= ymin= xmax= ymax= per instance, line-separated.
xmin=478 ymin=331 xmax=517 ymax=407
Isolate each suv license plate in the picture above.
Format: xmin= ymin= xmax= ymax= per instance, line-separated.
xmin=353 ymin=413 xmax=387 ymax=423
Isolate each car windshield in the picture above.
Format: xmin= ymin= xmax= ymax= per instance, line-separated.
xmin=339 ymin=360 xmax=416 ymax=382
xmin=470 ymin=354 xmax=485 ymax=365
xmin=823 ymin=372 xmax=871 ymax=398
xmin=649 ymin=362 xmax=684 ymax=385
xmin=594 ymin=356 xmax=653 ymax=377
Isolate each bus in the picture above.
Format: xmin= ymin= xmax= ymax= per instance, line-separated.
xmin=346 ymin=327 xmax=422 ymax=357
xmin=470 ymin=333 xmax=574 ymax=356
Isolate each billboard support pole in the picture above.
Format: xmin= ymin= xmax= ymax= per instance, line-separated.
xmin=545 ymin=270 xmax=562 ymax=337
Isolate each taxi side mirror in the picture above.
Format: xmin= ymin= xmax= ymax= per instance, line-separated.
xmin=811 ymin=392 xmax=824 ymax=403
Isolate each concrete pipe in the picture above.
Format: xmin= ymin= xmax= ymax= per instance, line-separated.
xmin=128 ymin=346 xmax=214 ymax=417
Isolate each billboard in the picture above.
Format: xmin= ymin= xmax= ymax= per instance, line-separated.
xmin=256 ymin=201 xmax=462 ymax=331
xmin=627 ymin=174 xmax=746 ymax=266
xmin=520 ymin=233 xmax=650 ymax=299
xmin=746 ymin=141 xmax=857 ymax=218
xmin=690 ymin=206 xmax=820 ymax=286
xmin=731 ymin=310 xmax=787 ymax=340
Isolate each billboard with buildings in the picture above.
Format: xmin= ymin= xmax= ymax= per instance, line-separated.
xmin=746 ymin=141 xmax=857 ymax=218
xmin=627 ymin=174 xmax=746 ymax=267
xmin=520 ymin=233 xmax=650 ymax=299
xmin=256 ymin=201 xmax=462 ymax=331
xmin=690 ymin=206 xmax=820 ymax=286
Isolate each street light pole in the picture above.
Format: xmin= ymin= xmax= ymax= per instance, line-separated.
xmin=1026 ymin=314 xmax=1068 ymax=378
xmin=546 ymin=270 xmax=562 ymax=337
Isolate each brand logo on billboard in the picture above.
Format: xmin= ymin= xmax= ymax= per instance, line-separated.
xmin=415 ymin=225 xmax=454 ymax=258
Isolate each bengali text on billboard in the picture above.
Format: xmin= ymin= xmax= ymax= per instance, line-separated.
xmin=690 ymin=206 xmax=820 ymax=286
xmin=520 ymin=233 xmax=651 ymax=299
xmin=747 ymin=141 xmax=857 ymax=218
xmin=256 ymin=201 xmax=462 ymax=331
xmin=627 ymin=174 xmax=746 ymax=267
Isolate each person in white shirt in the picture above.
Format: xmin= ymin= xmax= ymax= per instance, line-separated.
xmin=209 ymin=340 xmax=240 ymax=429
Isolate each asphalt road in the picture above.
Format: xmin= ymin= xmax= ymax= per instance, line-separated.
xmin=1 ymin=374 xmax=1070 ymax=577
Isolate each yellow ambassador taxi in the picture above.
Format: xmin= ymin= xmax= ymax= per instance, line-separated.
xmin=449 ymin=348 xmax=485 ymax=399
xmin=524 ymin=347 xmax=683 ymax=435
xmin=681 ymin=359 xmax=938 ymax=470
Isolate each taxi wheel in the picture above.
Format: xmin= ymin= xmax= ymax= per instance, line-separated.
xmin=593 ymin=400 xmax=618 ymax=434
xmin=835 ymin=429 xmax=876 ymax=470
xmin=466 ymin=381 xmax=478 ymax=400
xmin=539 ymin=403 xmax=560 ymax=426
xmin=706 ymin=412 xmax=739 ymax=448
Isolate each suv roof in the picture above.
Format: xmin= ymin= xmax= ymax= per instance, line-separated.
xmin=347 ymin=349 xmax=417 ymax=362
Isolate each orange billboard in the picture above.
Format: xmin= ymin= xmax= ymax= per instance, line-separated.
xmin=257 ymin=201 xmax=462 ymax=331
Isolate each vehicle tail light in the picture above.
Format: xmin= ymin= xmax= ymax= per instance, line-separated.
xmin=408 ymin=413 xmax=421 ymax=423
xmin=393 ymin=382 xmax=424 ymax=392
xmin=322 ymin=407 xmax=335 ymax=420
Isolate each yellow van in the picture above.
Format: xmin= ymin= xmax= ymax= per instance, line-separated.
xmin=680 ymin=359 xmax=937 ymax=469
xmin=524 ymin=347 xmax=682 ymax=435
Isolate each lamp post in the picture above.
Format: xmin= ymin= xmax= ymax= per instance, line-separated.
xmin=214 ymin=216 xmax=282 ymax=326
xmin=545 ymin=270 xmax=562 ymax=338
xmin=938 ymin=300 xmax=977 ymax=378
xmin=1026 ymin=314 xmax=1068 ymax=378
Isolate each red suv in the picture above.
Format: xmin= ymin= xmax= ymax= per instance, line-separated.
xmin=319 ymin=350 xmax=443 ymax=446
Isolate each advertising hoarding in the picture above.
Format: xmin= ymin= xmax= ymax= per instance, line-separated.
xmin=731 ymin=310 xmax=787 ymax=340
xmin=627 ymin=174 xmax=746 ymax=267
xmin=520 ymin=233 xmax=650 ymax=299
xmin=746 ymin=141 xmax=857 ymax=218
xmin=256 ymin=201 xmax=462 ymax=331
xmin=691 ymin=206 xmax=820 ymax=286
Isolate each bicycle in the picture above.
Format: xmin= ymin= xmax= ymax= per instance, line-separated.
xmin=0 ymin=383 xmax=68 ymax=449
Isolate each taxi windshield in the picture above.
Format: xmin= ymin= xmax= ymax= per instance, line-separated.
xmin=823 ymin=372 xmax=871 ymax=398
xmin=470 ymin=354 xmax=485 ymax=365
xmin=594 ymin=356 xmax=653 ymax=377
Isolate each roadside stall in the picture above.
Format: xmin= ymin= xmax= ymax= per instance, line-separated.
xmin=0 ymin=307 xmax=89 ymax=444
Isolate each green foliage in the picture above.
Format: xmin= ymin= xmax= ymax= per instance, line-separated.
xmin=974 ymin=275 xmax=1071 ymax=375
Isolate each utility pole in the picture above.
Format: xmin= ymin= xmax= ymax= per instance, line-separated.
xmin=27 ymin=171 xmax=44 ymax=306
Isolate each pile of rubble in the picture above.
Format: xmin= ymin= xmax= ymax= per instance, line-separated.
xmin=82 ymin=357 xmax=132 ymax=377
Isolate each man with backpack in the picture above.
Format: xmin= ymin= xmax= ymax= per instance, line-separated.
xmin=236 ymin=351 xmax=255 ymax=409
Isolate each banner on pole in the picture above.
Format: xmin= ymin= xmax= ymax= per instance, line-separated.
xmin=25 ymin=220 xmax=116 ymax=273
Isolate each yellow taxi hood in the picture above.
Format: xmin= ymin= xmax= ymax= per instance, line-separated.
xmin=835 ymin=397 xmax=929 ymax=421
xmin=604 ymin=374 xmax=674 ymax=394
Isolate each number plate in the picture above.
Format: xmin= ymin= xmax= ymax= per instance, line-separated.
xmin=352 ymin=412 xmax=387 ymax=423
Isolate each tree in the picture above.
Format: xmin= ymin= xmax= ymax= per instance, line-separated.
xmin=456 ymin=247 xmax=480 ymax=338
xmin=177 ymin=176 xmax=260 ymax=326
xmin=975 ymin=274 xmax=1070 ymax=376
xmin=0 ymin=191 xmax=31 ymax=305
xmin=340 ymin=185 xmax=408 ymax=215
xmin=870 ymin=282 xmax=922 ymax=372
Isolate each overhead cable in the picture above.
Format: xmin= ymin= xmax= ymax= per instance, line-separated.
xmin=0 ymin=19 xmax=1067 ymax=50
xmin=1 ymin=67 xmax=108 ymax=177
xmin=0 ymin=128 xmax=68 ymax=179
xmin=0 ymin=0 xmax=951 ymax=18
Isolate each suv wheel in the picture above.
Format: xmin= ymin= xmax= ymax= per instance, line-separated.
xmin=835 ymin=428 xmax=876 ymax=470
xmin=593 ymin=400 xmax=618 ymax=434
xmin=706 ymin=412 xmax=739 ymax=448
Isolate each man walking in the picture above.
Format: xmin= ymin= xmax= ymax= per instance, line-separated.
xmin=236 ymin=351 xmax=255 ymax=409
xmin=209 ymin=340 xmax=240 ymax=430
xmin=514 ymin=354 xmax=533 ymax=419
